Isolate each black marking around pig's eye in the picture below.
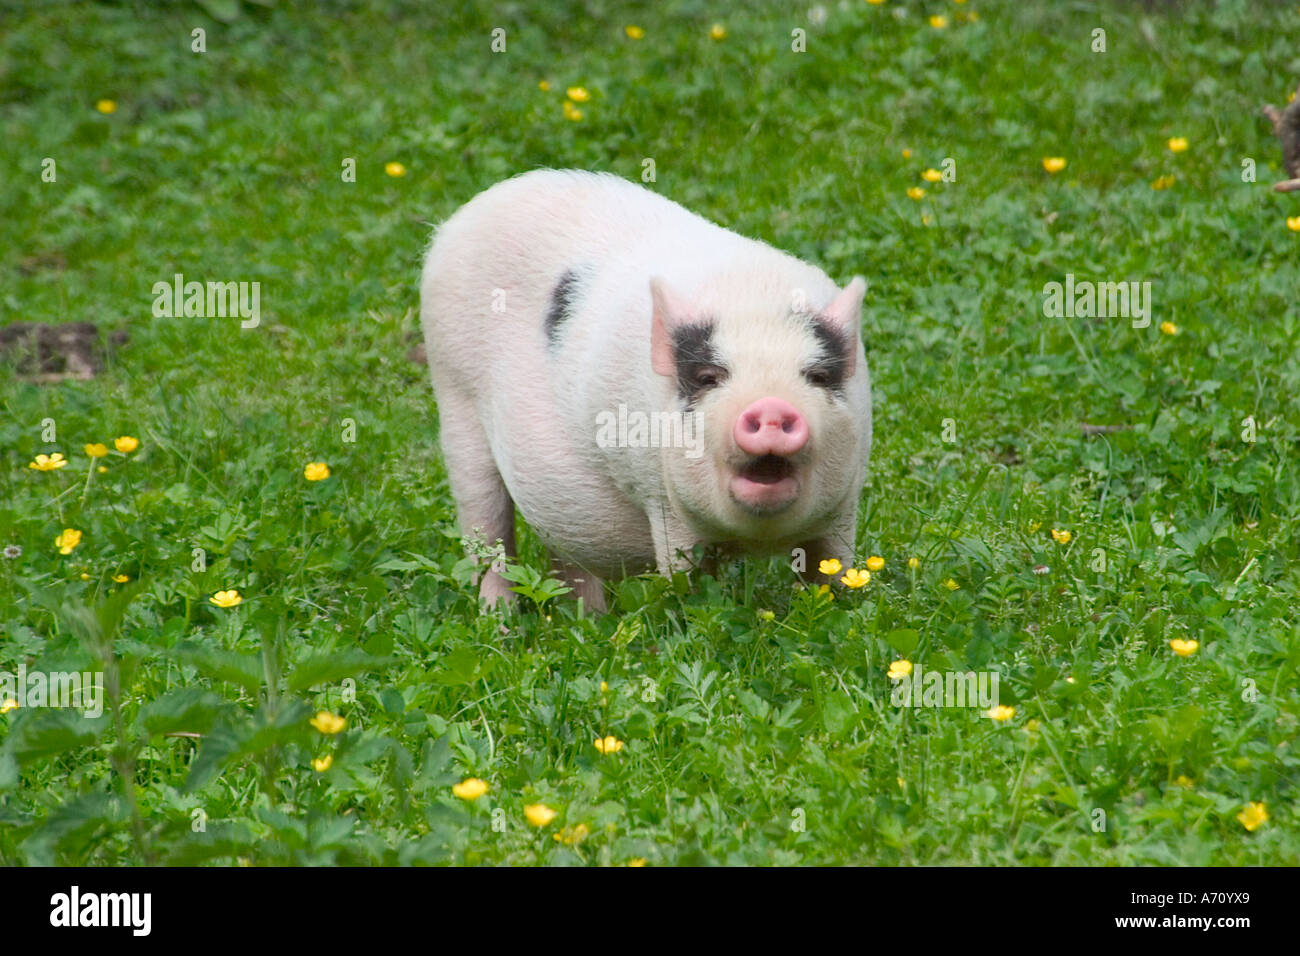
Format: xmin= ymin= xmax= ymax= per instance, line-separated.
xmin=545 ymin=269 xmax=582 ymax=345
xmin=804 ymin=319 xmax=849 ymax=392
xmin=673 ymin=322 xmax=727 ymax=405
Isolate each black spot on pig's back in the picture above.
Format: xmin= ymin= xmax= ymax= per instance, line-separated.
xmin=545 ymin=269 xmax=582 ymax=345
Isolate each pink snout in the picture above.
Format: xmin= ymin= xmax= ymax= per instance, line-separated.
xmin=734 ymin=397 xmax=809 ymax=457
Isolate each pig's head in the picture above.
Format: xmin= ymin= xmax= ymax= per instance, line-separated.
xmin=649 ymin=271 xmax=870 ymax=546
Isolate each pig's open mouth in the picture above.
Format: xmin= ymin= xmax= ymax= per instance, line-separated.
xmin=730 ymin=454 xmax=800 ymax=512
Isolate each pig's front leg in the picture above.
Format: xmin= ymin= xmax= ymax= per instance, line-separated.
xmin=552 ymin=557 xmax=607 ymax=613
xmin=646 ymin=498 xmax=699 ymax=577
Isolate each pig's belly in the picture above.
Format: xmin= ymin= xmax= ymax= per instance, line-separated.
xmin=482 ymin=363 xmax=656 ymax=577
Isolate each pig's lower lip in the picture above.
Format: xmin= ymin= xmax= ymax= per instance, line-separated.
xmin=730 ymin=455 xmax=799 ymax=512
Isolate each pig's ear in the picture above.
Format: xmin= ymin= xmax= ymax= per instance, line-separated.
xmin=819 ymin=276 xmax=867 ymax=374
xmin=649 ymin=276 xmax=695 ymax=377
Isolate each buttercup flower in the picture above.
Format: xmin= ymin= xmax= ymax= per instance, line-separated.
xmin=563 ymin=100 xmax=583 ymax=122
xmin=627 ymin=857 xmax=647 ymax=867
xmin=709 ymin=23 xmax=726 ymax=40
xmin=1174 ymin=775 xmax=1194 ymax=788
xmin=312 ymin=755 xmax=333 ymax=772
xmin=29 ymin=453 xmax=68 ymax=472
xmin=538 ymin=80 xmax=550 ymax=91
xmin=304 ymin=462 xmax=330 ymax=481
xmin=84 ymin=443 xmax=109 ymax=458
xmin=210 ymin=589 xmax=242 ymax=608
xmin=453 ymin=777 xmax=489 ymax=800
xmin=841 ymin=568 xmax=871 ymax=588
xmin=865 ymin=555 xmax=885 ymax=572
xmin=1167 ymin=136 xmax=1188 ymax=153
xmin=97 ymin=466 xmax=107 ymax=474
xmin=1051 ymin=529 xmax=1072 ymax=544
xmin=95 ymin=99 xmax=116 ymax=114
xmin=1160 ymin=321 xmax=1179 ymax=335
xmin=1042 ymin=157 xmax=1067 ymax=174
xmin=310 ymin=711 xmax=347 ymax=734
xmin=929 ymin=14 xmax=948 ymax=28
xmin=553 ymin=823 xmax=589 ymax=844
xmin=987 ymin=705 xmax=1016 ymax=721
xmin=921 ymin=168 xmax=943 ymax=183
xmin=566 ymin=86 xmax=590 ymax=103
xmin=1169 ymin=638 xmax=1199 ymax=657
xmin=943 ymin=578 xmax=959 ymax=590
xmin=112 ymin=573 xmax=129 ymax=583
xmin=625 ymin=25 xmax=644 ymax=39
xmin=906 ymin=186 xmax=926 ymax=200
xmin=819 ymin=558 xmax=842 ymax=575
xmin=901 ymin=147 xmax=912 ymax=158
xmin=887 ymin=660 xmax=913 ymax=680
xmin=0 ymin=699 xmax=18 ymax=714
xmin=1151 ymin=175 xmax=1175 ymax=190
xmin=1236 ymin=802 xmax=1268 ymax=832
xmin=55 ymin=529 xmax=82 ymax=555
xmin=385 ymin=162 xmax=406 ymax=177
xmin=525 ymin=803 xmax=557 ymax=827
xmin=1287 ymin=217 xmax=1300 ymax=232
xmin=595 ymin=735 xmax=625 ymax=754
xmin=114 ymin=436 xmax=139 ymax=453
xmin=907 ymin=556 xmax=920 ymax=569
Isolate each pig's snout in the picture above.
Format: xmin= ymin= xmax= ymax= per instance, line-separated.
xmin=734 ymin=398 xmax=809 ymax=458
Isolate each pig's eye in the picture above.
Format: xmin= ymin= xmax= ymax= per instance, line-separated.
xmin=805 ymin=369 xmax=832 ymax=387
xmin=691 ymin=366 xmax=728 ymax=391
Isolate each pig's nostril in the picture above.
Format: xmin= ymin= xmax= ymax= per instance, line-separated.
xmin=735 ymin=397 xmax=809 ymax=457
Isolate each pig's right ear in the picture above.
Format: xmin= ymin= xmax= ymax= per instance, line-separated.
xmin=649 ymin=276 xmax=695 ymax=377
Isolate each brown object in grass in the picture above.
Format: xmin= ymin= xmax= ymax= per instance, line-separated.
xmin=1262 ymin=85 xmax=1300 ymax=193
xmin=0 ymin=321 xmax=126 ymax=383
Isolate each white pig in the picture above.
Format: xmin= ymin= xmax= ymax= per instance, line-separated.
xmin=420 ymin=170 xmax=871 ymax=610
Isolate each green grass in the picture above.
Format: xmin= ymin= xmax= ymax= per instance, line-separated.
xmin=1 ymin=0 xmax=1297 ymax=865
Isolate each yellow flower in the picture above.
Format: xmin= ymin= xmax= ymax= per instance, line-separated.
xmin=385 ymin=162 xmax=406 ymax=178
xmin=1236 ymin=802 xmax=1268 ymax=832
xmin=818 ymin=558 xmax=842 ymax=575
xmin=310 ymin=711 xmax=347 ymax=734
xmin=525 ymin=803 xmax=557 ymax=827
xmin=1151 ymin=174 xmax=1175 ymax=190
xmin=553 ymin=823 xmax=589 ymax=844
xmin=624 ymin=25 xmax=644 ymax=39
xmin=209 ymin=589 xmax=242 ymax=608
xmin=312 ymin=755 xmax=333 ymax=772
xmin=942 ymin=578 xmax=959 ymax=590
xmin=987 ymin=705 xmax=1016 ymax=721
xmin=114 ymin=436 xmax=139 ymax=453
xmin=1287 ymin=217 xmax=1300 ymax=232
xmin=921 ymin=168 xmax=943 ymax=183
xmin=709 ymin=23 xmax=727 ymax=40
xmin=841 ymin=568 xmax=871 ymax=588
xmin=0 ymin=699 xmax=18 ymax=714
xmin=538 ymin=80 xmax=550 ymax=91
xmin=758 ymin=609 xmax=775 ymax=621
xmin=1174 ymin=774 xmax=1194 ymax=788
xmin=907 ymin=557 xmax=920 ymax=569
xmin=1025 ymin=718 xmax=1041 ymax=734
xmin=901 ymin=147 xmax=912 ymax=158
xmin=1167 ymin=136 xmax=1188 ymax=153
xmin=95 ymin=99 xmax=116 ymax=114
xmin=1050 ymin=529 xmax=1072 ymax=544
xmin=563 ymin=100 xmax=584 ymax=122
xmin=887 ymin=660 xmax=913 ymax=680
xmin=29 ymin=453 xmax=69 ymax=471
xmin=304 ymin=462 xmax=330 ymax=481
xmin=112 ymin=573 xmax=129 ymax=583
xmin=566 ymin=86 xmax=590 ymax=103
xmin=1169 ymin=638 xmax=1199 ymax=657
xmin=55 ymin=529 xmax=82 ymax=555
xmin=452 ymin=777 xmax=489 ymax=800
xmin=865 ymin=555 xmax=885 ymax=571
xmin=1160 ymin=321 xmax=1179 ymax=335
xmin=80 ymin=572 xmax=91 ymax=580
xmin=627 ymin=857 xmax=647 ymax=867
xmin=906 ymin=186 xmax=926 ymax=200
xmin=594 ymin=735 xmax=625 ymax=754
xmin=97 ymin=466 xmax=107 ymax=473
xmin=929 ymin=14 xmax=948 ymax=28
xmin=84 ymin=443 xmax=109 ymax=458
xmin=867 ymin=0 xmax=885 ymax=5
xmin=1042 ymin=156 xmax=1067 ymax=174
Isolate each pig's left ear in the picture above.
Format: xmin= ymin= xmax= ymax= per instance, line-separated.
xmin=649 ymin=276 xmax=698 ymax=377
xmin=819 ymin=276 xmax=867 ymax=374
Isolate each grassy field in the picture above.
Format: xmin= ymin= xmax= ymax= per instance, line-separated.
xmin=0 ymin=0 xmax=1297 ymax=865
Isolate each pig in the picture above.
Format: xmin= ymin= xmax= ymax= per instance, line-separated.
xmin=419 ymin=170 xmax=871 ymax=611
